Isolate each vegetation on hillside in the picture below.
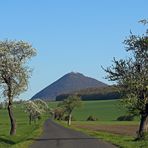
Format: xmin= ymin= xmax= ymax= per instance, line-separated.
xmin=56 ymin=85 xmax=120 ymax=101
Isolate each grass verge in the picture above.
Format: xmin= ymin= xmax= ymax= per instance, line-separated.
xmin=57 ymin=121 xmax=148 ymax=148
xmin=0 ymin=105 xmax=48 ymax=148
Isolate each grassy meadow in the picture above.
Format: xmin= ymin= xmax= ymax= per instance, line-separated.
xmin=0 ymin=99 xmax=146 ymax=148
xmin=49 ymin=99 xmax=127 ymax=121
xmin=53 ymin=100 xmax=148 ymax=148
xmin=73 ymin=99 xmax=126 ymax=121
xmin=0 ymin=104 xmax=48 ymax=148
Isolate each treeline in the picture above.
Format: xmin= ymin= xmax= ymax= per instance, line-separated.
xmin=56 ymin=85 xmax=121 ymax=101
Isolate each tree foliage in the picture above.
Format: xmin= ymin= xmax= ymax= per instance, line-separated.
xmin=56 ymin=86 xmax=120 ymax=101
xmin=58 ymin=95 xmax=81 ymax=125
xmin=52 ymin=107 xmax=65 ymax=120
xmin=104 ymin=21 xmax=148 ymax=139
xmin=24 ymin=99 xmax=48 ymax=124
xmin=0 ymin=40 xmax=36 ymax=135
xmin=0 ymin=40 xmax=36 ymax=97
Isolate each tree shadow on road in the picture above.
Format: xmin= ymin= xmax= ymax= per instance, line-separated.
xmin=28 ymin=137 xmax=98 ymax=141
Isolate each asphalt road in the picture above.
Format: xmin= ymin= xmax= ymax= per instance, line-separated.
xmin=30 ymin=119 xmax=117 ymax=148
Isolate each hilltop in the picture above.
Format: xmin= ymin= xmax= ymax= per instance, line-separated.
xmin=31 ymin=72 xmax=108 ymax=100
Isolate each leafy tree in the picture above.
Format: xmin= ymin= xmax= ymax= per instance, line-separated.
xmin=104 ymin=21 xmax=148 ymax=139
xmin=0 ymin=40 xmax=36 ymax=135
xmin=58 ymin=95 xmax=81 ymax=126
xmin=24 ymin=101 xmax=41 ymax=125
xmin=53 ymin=107 xmax=65 ymax=120
xmin=24 ymin=99 xmax=48 ymax=125
xmin=33 ymin=99 xmax=49 ymax=113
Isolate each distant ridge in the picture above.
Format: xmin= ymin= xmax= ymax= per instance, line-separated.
xmin=31 ymin=72 xmax=108 ymax=100
xmin=56 ymin=85 xmax=121 ymax=101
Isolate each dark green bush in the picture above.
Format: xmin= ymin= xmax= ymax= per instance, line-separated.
xmin=86 ymin=115 xmax=98 ymax=121
xmin=64 ymin=115 xmax=76 ymax=121
xmin=117 ymin=115 xmax=134 ymax=121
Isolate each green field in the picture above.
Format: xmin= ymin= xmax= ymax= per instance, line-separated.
xmin=52 ymin=100 xmax=148 ymax=148
xmin=49 ymin=99 xmax=127 ymax=121
xmin=0 ymin=99 xmax=145 ymax=148
xmin=0 ymin=100 xmax=125 ymax=147
xmin=0 ymin=104 xmax=48 ymax=148
xmin=73 ymin=100 xmax=127 ymax=121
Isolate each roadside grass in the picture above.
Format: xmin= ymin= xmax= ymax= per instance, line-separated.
xmin=68 ymin=120 xmax=139 ymax=126
xmin=0 ymin=104 xmax=48 ymax=148
xmin=57 ymin=120 xmax=148 ymax=148
xmin=75 ymin=128 xmax=148 ymax=148
xmin=0 ymin=99 xmax=142 ymax=147
xmin=52 ymin=99 xmax=148 ymax=148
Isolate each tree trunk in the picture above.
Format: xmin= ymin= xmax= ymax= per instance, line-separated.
xmin=68 ymin=114 xmax=72 ymax=126
xmin=144 ymin=117 xmax=148 ymax=132
xmin=137 ymin=113 xmax=147 ymax=139
xmin=7 ymin=100 xmax=16 ymax=135
xmin=29 ymin=114 xmax=32 ymax=125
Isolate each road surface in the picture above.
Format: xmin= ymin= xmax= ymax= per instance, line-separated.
xmin=30 ymin=119 xmax=117 ymax=148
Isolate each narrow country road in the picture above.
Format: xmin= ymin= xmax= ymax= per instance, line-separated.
xmin=30 ymin=119 xmax=117 ymax=148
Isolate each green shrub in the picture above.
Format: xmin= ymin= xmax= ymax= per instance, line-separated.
xmin=86 ymin=115 xmax=98 ymax=121
xmin=117 ymin=115 xmax=134 ymax=121
xmin=64 ymin=115 xmax=76 ymax=121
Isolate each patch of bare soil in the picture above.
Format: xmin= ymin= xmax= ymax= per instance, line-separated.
xmin=75 ymin=124 xmax=139 ymax=136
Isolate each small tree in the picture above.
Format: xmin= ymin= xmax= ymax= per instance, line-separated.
xmin=24 ymin=101 xmax=41 ymax=124
xmin=104 ymin=20 xmax=148 ymax=139
xmin=24 ymin=99 xmax=48 ymax=124
xmin=33 ymin=99 xmax=49 ymax=114
xmin=53 ymin=107 xmax=65 ymax=120
xmin=0 ymin=40 xmax=36 ymax=135
xmin=59 ymin=95 xmax=81 ymax=126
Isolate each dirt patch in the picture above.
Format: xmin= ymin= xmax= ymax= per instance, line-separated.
xmin=75 ymin=124 xmax=139 ymax=136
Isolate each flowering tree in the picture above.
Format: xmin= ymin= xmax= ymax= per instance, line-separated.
xmin=24 ymin=99 xmax=48 ymax=124
xmin=0 ymin=40 xmax=36 ymax=135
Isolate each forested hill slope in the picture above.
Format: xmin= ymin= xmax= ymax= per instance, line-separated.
xmin=56 ymin=85 xmax=120 ymax=101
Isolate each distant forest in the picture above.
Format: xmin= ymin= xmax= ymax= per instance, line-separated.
xmin=56 ymin=85 xmax=121 ymax=101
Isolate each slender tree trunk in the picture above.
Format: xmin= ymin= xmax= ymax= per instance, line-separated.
xmin=29 ymin=114 xmax=32 ymax=125
xmin=68 ymin=114 xmax=72 ymax=126
xmin=7 ymin=100 xmax=16 ymax=135
xmin=137 ymin=113 xmax=147 ymax=139
xmin=144 ymin=117 xmax=148 ymax=132
xmin=34 ymin=117 xmax=36 ymax=124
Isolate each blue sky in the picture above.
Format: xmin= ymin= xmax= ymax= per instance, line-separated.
xmin=0 ymin=0 xmax=147 ymax=100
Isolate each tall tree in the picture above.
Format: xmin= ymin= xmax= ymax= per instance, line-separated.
xmin=0 ymin=40 xmax=36 ymax=135
xmin=104 ymin=21 xmax=148 ymax=139
xmin=59 ymin=95 xmax=81 ymax=126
